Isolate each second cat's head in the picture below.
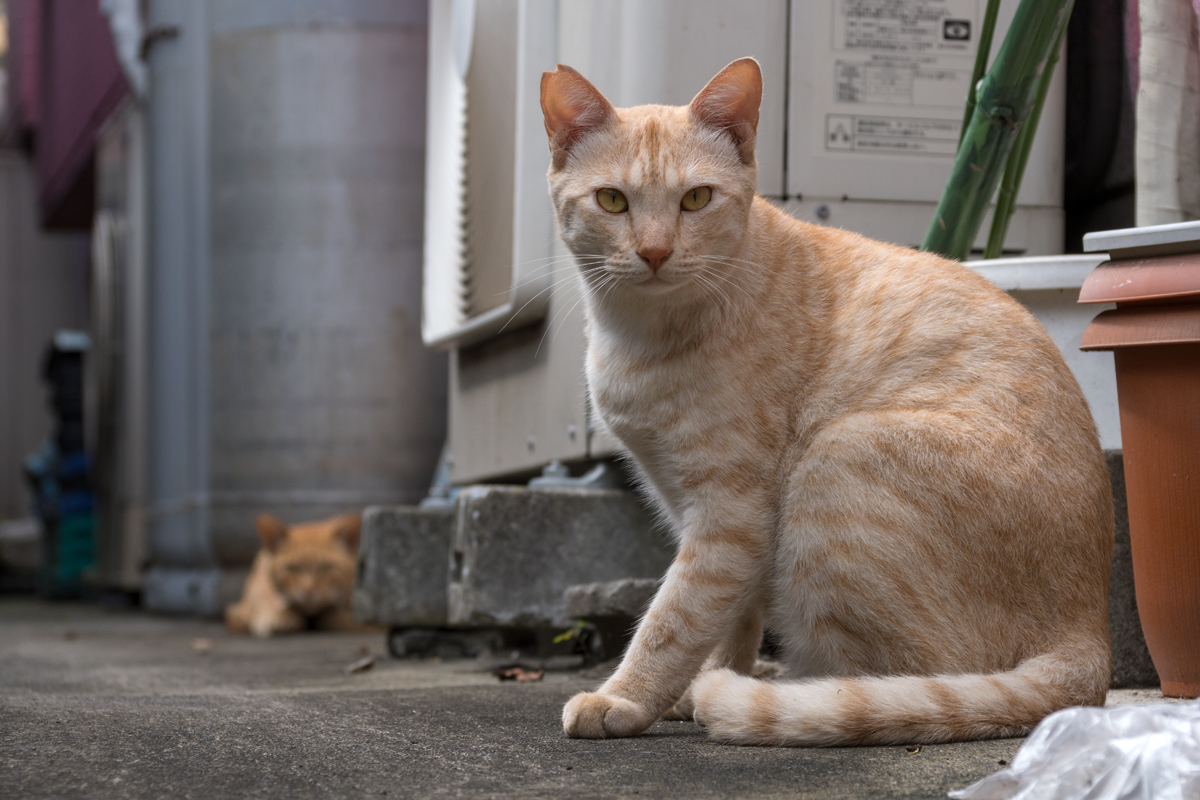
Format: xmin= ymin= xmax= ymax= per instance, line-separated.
xmin=540 ymin=58 xmax=762 ymax=295
xmin=257 ymin=512 xmax=361 ymax=616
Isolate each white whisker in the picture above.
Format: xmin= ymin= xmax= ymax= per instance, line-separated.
xmin=536 ymin=274 xmax=607 ymax=357
xmin=701 ymin=255 xmax=763 ymax=271
xmin=693 ymin=272 xmax=736 ymax=319
xmin=503 ymin=259 xmax=608 ymax=296
xmin=494 ymin=270 xmax=593 ymax=336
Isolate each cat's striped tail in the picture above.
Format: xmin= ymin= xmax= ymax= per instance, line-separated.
xmin=690 ymin=651 xmax=1109 ymax=746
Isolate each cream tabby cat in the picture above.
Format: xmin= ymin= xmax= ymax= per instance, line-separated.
xmin=543 ymin=58 xmax=1113 ymax=746
xmin=225 ymin=513 xmax=364 ymax=638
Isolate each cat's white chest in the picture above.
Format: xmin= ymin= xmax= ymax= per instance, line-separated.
xmin=586 ymin=339 xmax=737 ymax=519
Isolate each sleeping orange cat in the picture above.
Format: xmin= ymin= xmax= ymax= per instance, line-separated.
xmin=542 ymin=58 xmax=1113 ymax=746
xmin=225 ymin=513 xmax=365 ymax=638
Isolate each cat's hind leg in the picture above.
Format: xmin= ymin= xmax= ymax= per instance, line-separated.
xmin=662 ymin=609 xmax=762 ymax=720
xmin=688 ymin=410 xmax=1111 ymax=745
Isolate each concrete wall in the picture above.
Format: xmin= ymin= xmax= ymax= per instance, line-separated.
xmin=0 ymin=151 xmax=89 ymax=521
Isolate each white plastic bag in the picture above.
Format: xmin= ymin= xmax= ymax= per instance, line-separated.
xmin=949 ymin=700 xmax=1200 ymax=800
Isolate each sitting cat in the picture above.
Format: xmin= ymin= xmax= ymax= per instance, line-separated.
xmin=225 ymin=512 xmax=365 ymax=638
xmin=542 ymin=58 xmax=1113 ymax=746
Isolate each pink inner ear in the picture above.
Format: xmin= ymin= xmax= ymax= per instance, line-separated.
xmin=689 ymin=58 xmax=762 ymax=154
xmin=541 ymin=65 xmax=613 ymax=155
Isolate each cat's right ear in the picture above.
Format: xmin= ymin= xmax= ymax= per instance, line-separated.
xmin=256 ymin=514 xmax=288 ymax=552
xmin=540 ymin=65 xmax=614 ymax=169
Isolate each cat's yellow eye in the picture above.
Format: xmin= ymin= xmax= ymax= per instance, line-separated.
xmin=596 ymin=188 xmax=628 ymax=213
xmin=681 ymin=186 xmax=712 ymax=211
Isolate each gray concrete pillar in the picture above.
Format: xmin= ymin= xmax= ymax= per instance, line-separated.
xmin=142 ymin=0 xmax=444 ymax=614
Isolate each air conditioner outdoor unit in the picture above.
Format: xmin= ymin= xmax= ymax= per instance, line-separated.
xmin=421 ymin=0 xmax=558 ymax=350
xmin=423 ymin=0 xmax=1067 ymax=484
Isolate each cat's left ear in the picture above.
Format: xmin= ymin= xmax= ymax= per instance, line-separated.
xmin=333 ymin=513 xmax=362 ymax=552
xmin=541 ymin=64 xmax=614 ymax=169
xmin=689 ymin=57 xmax=762 ymax=163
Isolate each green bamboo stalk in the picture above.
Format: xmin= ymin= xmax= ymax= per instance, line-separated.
xmin=922 ymin=0 xmax=1075 ymax=261
xmin=958 ymin=0 xmax=1003 ymax=152
xmin=984 ymin=22 xmax=1068 ymax=258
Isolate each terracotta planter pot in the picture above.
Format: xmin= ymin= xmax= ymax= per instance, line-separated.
xmin=1081 ymin=222 xmax=1200 ymax=699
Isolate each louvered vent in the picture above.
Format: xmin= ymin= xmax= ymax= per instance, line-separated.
xmin=455 ymin=83 xmax=471 ymax=320
xmin=461 ymin=0 xmax=518 ymax=319
xmin=422 ymin=0 xmax=557 ymax=349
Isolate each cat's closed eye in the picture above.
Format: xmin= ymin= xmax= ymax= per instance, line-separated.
xmin=681 ymin=186 xmax=711 ymax=211
xmin=596 ymin=188 xmax=628 ymax=213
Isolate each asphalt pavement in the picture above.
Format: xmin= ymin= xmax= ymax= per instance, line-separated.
xmin=0 ymin=596 xmax=1165 ymax=799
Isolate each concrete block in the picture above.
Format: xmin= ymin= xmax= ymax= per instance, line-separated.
xmin=564 ymin=578 xmax=658 ymax=620
xmin=1106 ymin=451 xmax=1159 ymax=688
xmin=448 ymin=486 xmax=673 ymax=628
xmin=353 ymin=505 xmax=453 ymax=627
xmin=563 ymin=577 xmax=660 ymax=663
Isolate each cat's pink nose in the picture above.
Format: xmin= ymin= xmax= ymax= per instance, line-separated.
xmin=638 ymin=245 xmax=673 ymax=273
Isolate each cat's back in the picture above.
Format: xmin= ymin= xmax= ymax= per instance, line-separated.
xmin=757 ymin=198 xmax=1035 ymax=340
xmin=758 ymin=203 xmax=1111 ymax=567
xmin=755 ymin=200 xmax=1088 ymax=428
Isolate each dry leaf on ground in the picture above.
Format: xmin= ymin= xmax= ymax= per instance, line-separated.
xmin=345 ymin=655 xmax=376 ymax=674
xmin=493 ymin=666 xmax=544 ymax=683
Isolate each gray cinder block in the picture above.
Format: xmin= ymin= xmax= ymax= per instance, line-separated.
xmin=353 ymin=505 xmax=454 ymax=627
xmin=448 ymin=486 xmax=673 ymax=628
xmin=564 ymin=578 xmax=659 ymax=620
xmin=564 ymin=577 xmax=661 ymax=662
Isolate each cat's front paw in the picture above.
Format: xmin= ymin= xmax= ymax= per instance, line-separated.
xmin=562 ymin=692 xmax=654 ymax=738
xmin=249 ymin=618 xmax=277 ymax=638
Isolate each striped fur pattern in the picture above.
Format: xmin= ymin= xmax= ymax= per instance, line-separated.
xmin=542 ymin=59 xmax=1113 ymax=746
